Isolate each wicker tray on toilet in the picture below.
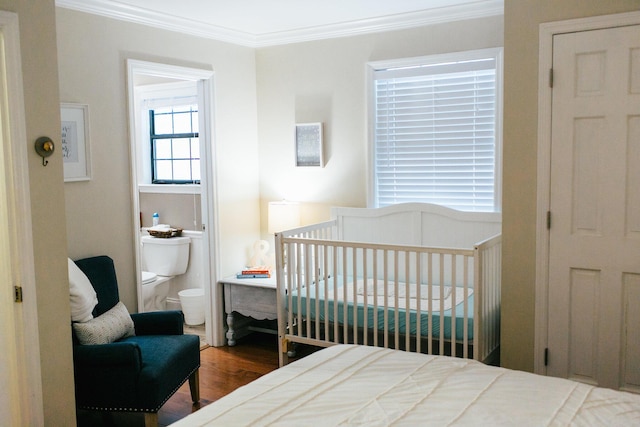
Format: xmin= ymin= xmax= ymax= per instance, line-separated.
xmin=148 ymin=227 xmax=183 ymax=238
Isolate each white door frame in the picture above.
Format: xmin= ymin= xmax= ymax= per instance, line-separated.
xmin=0 ymin=11 xmax=43 ymax=425
xmin=126 ymin=59 xmax=223 ymax=347
xmin=535 ymin=10 xmax=640 ymax=375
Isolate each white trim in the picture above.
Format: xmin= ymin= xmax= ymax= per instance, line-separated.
xmin=367 ymin=47 xmax=504 ymax=71
xmin=254 ymin=2 xmax=504 ymax=47
xmin=127 ymin=59 xmax=213 ymax=81
xmin=365 ymin=63 xmax=376 ymax=207
xmin=535 ymin=10 xmax=640 ymax=375
xmin=127 ymin=60 xmax=224 ymax=347
xmin=0 ymin=11 xmax=44 ymax=425
xmin=197 ymin=76 xmax=223 ymax=346
xmin=56 ymin=0 xmax=503 ymax=48
xmin=138 ymin=184 xmax=201 ymax=195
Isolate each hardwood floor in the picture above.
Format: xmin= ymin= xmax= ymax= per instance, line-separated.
xmin=76 ymin=333 xmax=285 ymax=427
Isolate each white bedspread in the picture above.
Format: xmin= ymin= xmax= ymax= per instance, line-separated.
xmin=171 ymin=345 xmax=640 ymax=426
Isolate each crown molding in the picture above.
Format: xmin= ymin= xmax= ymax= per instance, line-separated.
xmin=255 ymin=1 xmax=504 ymax=47
xmin=55 ymin=0 xmax=257 ymax=46
xmin=55 ymin=0 xmax=503 ymax=48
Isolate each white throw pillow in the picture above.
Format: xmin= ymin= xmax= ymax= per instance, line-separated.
xmin=68 ymin=258 xmax=98 ymax=322
xmin=72 ymin=301 xmax=135 ymax=345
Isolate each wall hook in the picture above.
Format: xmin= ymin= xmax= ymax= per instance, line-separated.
xmin=35 ymin=136 xmax=55 ymax=166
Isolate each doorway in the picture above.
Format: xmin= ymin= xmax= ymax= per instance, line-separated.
xmin=0 ymin=11 xmax=43 ymax=425
xmin=126 ymin=60 xmax=222 ymax=347
xmin=536 ymin=11 xmax=640 ymax=392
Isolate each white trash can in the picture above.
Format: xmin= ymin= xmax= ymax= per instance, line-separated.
xmin=178 ymin=288 xmax=205 ymax=325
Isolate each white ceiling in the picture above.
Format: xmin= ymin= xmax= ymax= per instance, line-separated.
xmin=55 ymin=0 xmax=503 ymax=47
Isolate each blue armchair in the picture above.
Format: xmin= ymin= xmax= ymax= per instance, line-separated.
xmin=72 ymin=255 xmax=200 ymax=427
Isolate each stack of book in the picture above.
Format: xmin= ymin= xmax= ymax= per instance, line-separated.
xmin=236 ymin=267 xmax=271 ymax=279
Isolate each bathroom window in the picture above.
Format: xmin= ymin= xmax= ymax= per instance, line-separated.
xmin=149 ymin=105 xmax=200 ymax=184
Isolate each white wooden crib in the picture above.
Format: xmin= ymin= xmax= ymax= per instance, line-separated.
xmin=275 ymin=203 xmax=501 ymax=366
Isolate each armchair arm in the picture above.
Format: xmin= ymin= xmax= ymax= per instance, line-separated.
xmin=72 ymin=341 xmax=143 ymax=407
xmin=131 ymin=310 xmax=184 ymax=335
xmin=73 ymin=341 xmax=142 ymax=373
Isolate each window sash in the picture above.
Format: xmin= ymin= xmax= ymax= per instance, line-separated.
xmin=149 ymin=106 xmax=200 ymax=184
xmin=372 ymin=54 xmax=499 ymax=212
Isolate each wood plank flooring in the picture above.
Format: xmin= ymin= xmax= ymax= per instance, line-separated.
xmin=76 ymin=333 xmax=283 ymax=427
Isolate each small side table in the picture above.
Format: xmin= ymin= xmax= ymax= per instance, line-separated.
xmin=221 ymin=275 xmax=277 ymax=346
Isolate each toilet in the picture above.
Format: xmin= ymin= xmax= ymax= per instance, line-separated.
xmin=141 ymin=271 xmax=172 ymax=312
xmin=140 ymin=235 xmax=190 ymax=312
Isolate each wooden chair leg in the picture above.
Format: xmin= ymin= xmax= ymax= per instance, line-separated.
xmin=144 ymin=412 xmax=158 ymax=427
xmin=189 ymin=369 xmax=200 ymax=403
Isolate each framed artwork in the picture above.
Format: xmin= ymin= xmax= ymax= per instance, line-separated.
xmin=295 ymin=122 xmax=324 ymax=167
xmin=61 ymin=103 xmax=91 ymax=182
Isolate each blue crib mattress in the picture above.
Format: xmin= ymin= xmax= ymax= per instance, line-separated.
xmin=287 ymin=276 xmax=475 ymax=341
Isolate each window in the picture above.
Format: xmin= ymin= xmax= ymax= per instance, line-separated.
xmin=149 ymin=104 xmax=200 ymax=184
xmin=369 ymin=48 xmax=502 ymax=212
xmin=134 ymin=81 xmax=201 ymax=189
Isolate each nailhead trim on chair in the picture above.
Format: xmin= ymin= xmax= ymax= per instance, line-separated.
xmin=79 ymin=364 xmax=200 ymax=413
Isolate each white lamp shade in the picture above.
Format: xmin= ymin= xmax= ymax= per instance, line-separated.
xmin=268 ymin=201 xmax=300 ymax=233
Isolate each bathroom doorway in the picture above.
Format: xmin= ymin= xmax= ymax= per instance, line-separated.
xmin=126 ymin=59 xmax=221 ymax=347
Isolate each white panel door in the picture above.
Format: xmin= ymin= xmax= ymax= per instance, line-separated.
xmin=548 ymin=24 xmax=640 ymax=391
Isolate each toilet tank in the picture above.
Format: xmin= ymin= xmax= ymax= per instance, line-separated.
xmin=141 ymin=235 xmax=191 ymax=276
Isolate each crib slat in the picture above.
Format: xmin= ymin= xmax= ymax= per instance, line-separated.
xmin=393 ymin=250 xmax=400 ymax=351
xmin=313 ymin=244 xmax=320 ymax=340
xmin=342 ymin=248 xmax=348 ymax=343
xmin=352 ymin=247 xmax=358 ymax=345
xmin=439 ymin=254 xmax=445 ymax=355
xmin=415 ymin=252 xmax=421 ymax=354
xmin=405 ymin=251 xmax=411 ymax=351
xmin=463 ymin=254 xmax=470 ymax=359
xmin=332 ymin=246 xmax=339 ymax=344
xmin=451 ymin=255 xmax=457 ymax=358
xmin=427 ymin=251 xmax=433 ymax=355
xmin=322 ymin=245 xmax=329 ymax=343
xmin=383 ymin=249 xmax=389 ymax=350
xmin=362 ymin=248 xmax=368 ymax=346
xmin=372 ymin=249 xmax=379 ymax=348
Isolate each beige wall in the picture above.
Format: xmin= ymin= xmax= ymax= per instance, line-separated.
xmin=502 ymin=0 xmax=640 ymax=372
xmin=139 ymin=193 xmax=202 ymax=230
xmin=0 ymin=0 xmax=75 ymax=424
xmin=255 ymin=15 xmax=504 ymax=233
xmin=56 ymin=8 xmax=261 ymax=311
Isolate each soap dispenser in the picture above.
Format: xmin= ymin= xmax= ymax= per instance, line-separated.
xmin=152 ymin=212 xmax=159 ymax=227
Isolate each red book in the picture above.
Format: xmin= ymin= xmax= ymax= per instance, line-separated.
xmin=241 ymin=267 xmax=271 ymax=275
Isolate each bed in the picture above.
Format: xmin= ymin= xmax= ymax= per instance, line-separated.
xmin=274 ymin=203 xmax=501 ymax=366
xmin=170 ymin=344 xmax=640 ymax=426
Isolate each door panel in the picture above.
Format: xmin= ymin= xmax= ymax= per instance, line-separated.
xmin=623 ymin=273 xmax=640 ymax=390
xmin=568 ymin=268 xmax=599 ymax=384
xmin=548 ymin=24 xmax=640 ymax=391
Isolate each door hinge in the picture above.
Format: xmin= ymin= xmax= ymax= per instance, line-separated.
xmin=14 ymin=285 xmax=23 ymax=303
xmin=547 ymin=211 xmax=551 ymax=229
xmin=549 ymin=68 xmax=554 ymax=88
xmin=544 ymin=348 xmax=549 ymax=366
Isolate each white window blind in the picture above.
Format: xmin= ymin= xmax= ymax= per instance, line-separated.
xmin=372 ymin=52 xmax=500 ymax=212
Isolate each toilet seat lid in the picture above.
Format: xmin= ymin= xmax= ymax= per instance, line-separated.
xmin=141 ymin=271 xmax=157 ymax=284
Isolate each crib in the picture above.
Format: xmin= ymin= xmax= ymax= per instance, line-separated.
xmin=275 ymin=203 xmax=501 ymax=367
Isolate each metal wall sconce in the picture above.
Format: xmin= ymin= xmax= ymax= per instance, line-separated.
xmin=35 ymin=136 xmax=54 ymax=166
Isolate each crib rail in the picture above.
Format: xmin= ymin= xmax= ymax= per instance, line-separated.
xmin=280 ymin=220 xmax=336 ymax=240
xmin=276 ymin=222 xmax=501 ymax=367
xmin=474 ymin=234 xmax=502 ymax=363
